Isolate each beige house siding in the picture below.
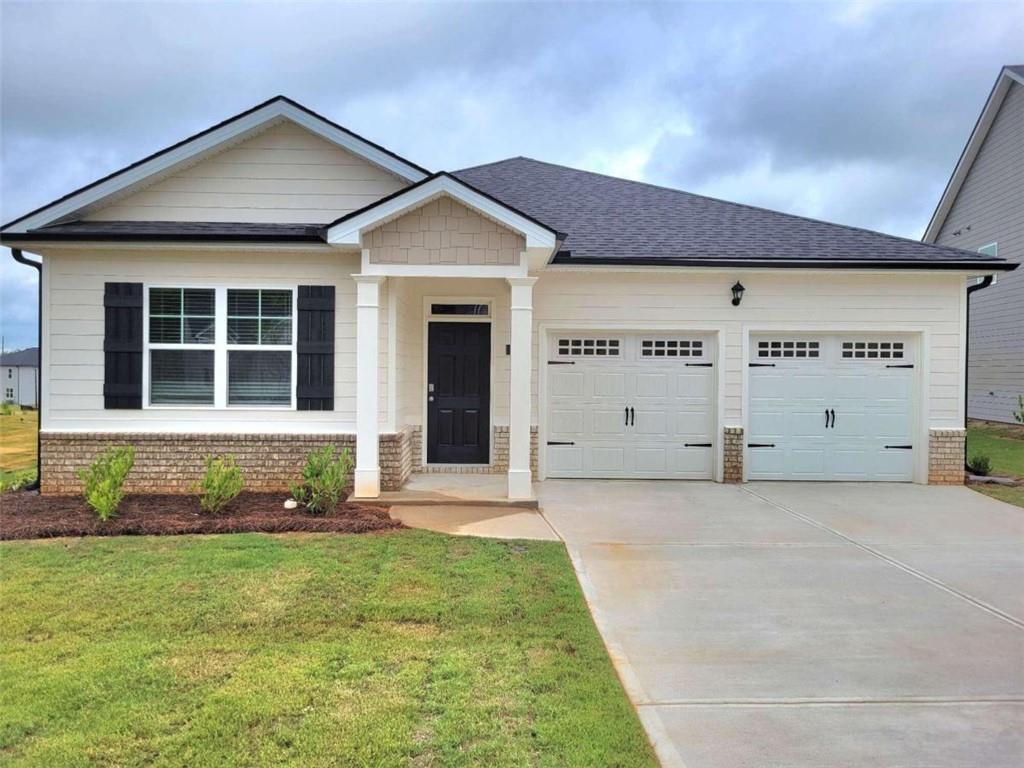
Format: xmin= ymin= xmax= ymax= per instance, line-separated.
xmin=934 ymin=81 xmax=1024 ymax=424
xmin=83 ymin=122 xmax=409 ymax=224
xmin=40 ymin=248 xmax=391 ymax=434
xmin=530 ymin=270 xmax=966 ymax=428
xmin=364 ymin=196 xmax=524 ymax=265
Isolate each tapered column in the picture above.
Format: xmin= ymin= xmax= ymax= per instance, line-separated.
xmin=354 ymin=275 xmax=386 ymax=497
xmin=507 ymin=277 xmax=537 ymax=499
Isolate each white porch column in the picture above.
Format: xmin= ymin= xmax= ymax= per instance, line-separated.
xmin=507 ymin=277 xmax=537 ymax=499
xmin=354 ymin=274 xmax=386 ymax=497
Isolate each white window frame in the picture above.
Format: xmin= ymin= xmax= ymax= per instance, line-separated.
xmin=143 ymin=284 xmax=297 ymax=410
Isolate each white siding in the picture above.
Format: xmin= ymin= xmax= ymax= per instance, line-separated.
xmin=40 ymin=247 xmax=389 ymax=433
xmin=531 ymin=270 xmax=966 ymax=428
xmin=935 ymin=81 xmax=1024 ymax=424
xmin=83 ymin=122 xmax=409 ymax=224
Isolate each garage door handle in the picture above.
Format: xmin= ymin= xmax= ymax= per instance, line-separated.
xmin=886 ymin=364 xmax=914 ymax=369
xmin=630 ymin=407 xmax=635 ymax=426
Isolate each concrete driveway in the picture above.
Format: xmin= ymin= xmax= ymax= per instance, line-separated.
xmin=538 ymin=480 xmax=1024 ymax=768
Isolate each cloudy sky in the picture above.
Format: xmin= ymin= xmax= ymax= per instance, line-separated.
xmin=2 ymin=0 xmax=1022 ymax=350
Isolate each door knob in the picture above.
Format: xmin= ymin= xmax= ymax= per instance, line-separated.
xmin=428 ymin=396 xmax=434 ymax=402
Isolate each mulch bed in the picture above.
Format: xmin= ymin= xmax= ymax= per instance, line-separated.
xmin=0 ymin=491 xmax=404 ymax=541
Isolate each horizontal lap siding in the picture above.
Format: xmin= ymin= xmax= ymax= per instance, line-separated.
xmin=41 ymin=248 xmax=385 ymax=433
xmin=531 ymin=271 xmax=965 ymax=427
xmin=83 ymin=122 xmax=408 ymax=224
xmin=935 ymin=81 xmax=1023 ymax=423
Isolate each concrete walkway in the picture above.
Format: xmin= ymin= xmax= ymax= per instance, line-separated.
xmin=538 ymin=480 xmax=1024 ymax=768
xmin=390 ymin=504 xmax=559 ymax=541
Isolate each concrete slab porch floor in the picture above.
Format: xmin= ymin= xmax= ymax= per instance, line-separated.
xmin=538 ymin=480 xmax=1024 ymax=768
xmin=354 ymin=473 xmax=538 ymax=509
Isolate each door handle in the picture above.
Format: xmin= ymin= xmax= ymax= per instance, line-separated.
xmin=625 ymin=407 xmax=629 ymax=426
xmin=630 ymin=407 xmax=635 ymax=426
xmin=825 ymin=408 xmax=829 ymax=428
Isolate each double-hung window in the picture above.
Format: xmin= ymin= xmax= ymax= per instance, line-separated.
xmin=148 ymin=288 xmax=216 ymax=405
xmin=146 ymin=286 xmax=295 ymax=408
xmin=227 ymin=289 xmax=293 ymax=406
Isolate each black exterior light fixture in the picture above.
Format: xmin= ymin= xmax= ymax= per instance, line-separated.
xmin=731 ymin=281 xmax=745 ymax=307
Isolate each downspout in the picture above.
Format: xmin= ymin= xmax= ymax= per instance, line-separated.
xmin=10 ymin=248 xmax=42 ymax=491
xmin=964 ymin=275 xmax=994 ymax=470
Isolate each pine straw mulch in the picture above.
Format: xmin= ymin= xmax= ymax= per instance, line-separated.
xmin=0 ymin=491 xmax=404 ymax=541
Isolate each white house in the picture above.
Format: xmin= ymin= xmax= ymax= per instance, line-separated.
xmin=1 ymin=97 xmax=1015 ymax=497
xmin=1 ymin=347 xmax=39 ymax=408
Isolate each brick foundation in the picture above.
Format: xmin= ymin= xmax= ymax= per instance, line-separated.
xmin=408 ymin=424 xmax=538 ymax=474
xmin=928 ymin=428 xmax=966 ymax=485
xmin=723 ymin=426 xmax=744 ymax=483
xmin=40 ymin=431 xmax=414 ymax=495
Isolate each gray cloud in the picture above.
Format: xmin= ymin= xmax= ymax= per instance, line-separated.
xmin=2 ymin=1 xmax=1022 ymax=349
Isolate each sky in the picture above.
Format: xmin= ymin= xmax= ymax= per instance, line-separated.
xmin=1 ymin=0 xmax=1022 ymax=350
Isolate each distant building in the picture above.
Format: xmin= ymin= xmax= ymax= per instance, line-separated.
xmin=1 ymin=347 xmax=39 ymax=408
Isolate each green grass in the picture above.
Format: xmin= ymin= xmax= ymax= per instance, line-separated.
xmin=0 ymin=531 xmax=656 ymax=768
xmin=0 ymin=407 xmax=37 ymax=473
xmin=967 ymin=420 xmax=1024 ymax=509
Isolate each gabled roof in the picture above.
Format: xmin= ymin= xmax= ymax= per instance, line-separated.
xmin=923 ymin=65 xmax=1024 ymax=243
xmin=0 ymin=96 xmax=430 ymax=234
xmin=455 ymin=157 xmax=1015 ymax=270
xmin=324 ymin=172 xmax=560 ymax=249
xmin=0 ymin=348 xmax=39 ymax=367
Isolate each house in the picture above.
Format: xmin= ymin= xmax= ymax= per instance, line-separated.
xmin=0 ymin=96 xmax=1015 ymax=498
xmin=923 ymin=64 xmax=1023 ymax=425
xmin=1 ymin=347 xmax=39 ymax=408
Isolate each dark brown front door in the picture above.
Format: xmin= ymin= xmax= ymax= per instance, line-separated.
xmin=427 ymin=322 xmax=490 ymax=464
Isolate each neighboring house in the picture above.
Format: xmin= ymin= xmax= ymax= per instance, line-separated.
xmin=924 ymin=64 xmax=1024 ymax=424
xmin=0 ymin=347 xmax=39 ymax=408
xmin=0 ymin=96 xmax=1015 ymax=497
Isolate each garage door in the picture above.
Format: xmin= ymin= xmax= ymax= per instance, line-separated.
xmin=546 ymin=334 xmax=715 ymax=478
xmin=748 ymin=336 xmax=916 ymax=481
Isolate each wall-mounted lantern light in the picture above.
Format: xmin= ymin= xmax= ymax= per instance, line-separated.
xmin=731 ymin=281 xmax=745 ymax=307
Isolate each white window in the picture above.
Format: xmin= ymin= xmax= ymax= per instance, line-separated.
xmin=557 ymin=338 xmax=621 ymax=357
xmin=146 ymin=286 xmax=295 ymax=408
xmin=641 ymin=339 xmax=703 ymax=358
xmin=757 ymin=340 xmax=820 ymax=359
xmin=841 ymin=341 xmax=904 ymax=360
xmin=978 ymin=243 xmax=998 ymax=258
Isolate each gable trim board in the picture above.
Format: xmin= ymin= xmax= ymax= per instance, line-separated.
xmin=1 ymin=96 xmax=429 ymax=234
xmin=923 ymin=65 xmax=1024 ymax=243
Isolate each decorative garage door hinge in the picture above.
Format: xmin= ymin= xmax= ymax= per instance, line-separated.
xmin=885 ymin=364 xmax=914 ymax=368
xmin=547 ymin=360 xmax=575 ymax=365
xmin=747 ymin=443 xmax=776 ymax=448
xmin=685 ymin=363 xmax=713 ymax=367
xmin=884 ymin=445 xmax=913 ymax=449
xmin=684 ymin=443 xmax=713 ymax=447
xmin=547 ymin=441 xmax=575 ymax=446
xmin=749 ymin=363 xmax=775 ymax=367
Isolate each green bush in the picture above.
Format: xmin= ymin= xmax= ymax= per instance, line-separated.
xmin=1014 ymin=395 xmax=1023 ymax=425
xmin=196 ymin=455 xmax=244 ymax=514
xmin=289 ymin=444 xmax=353 ymax=515
xmin=0 ymin=402 xmax=17 ymax=416
xmin=967 ymin=453 xmax=992 ymax=477
xmin=1 ymin=468 xmax=36 ymax=493
xmin=76 ymin=445 xmax=135 ymax=521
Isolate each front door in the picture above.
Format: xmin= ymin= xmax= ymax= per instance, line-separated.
xmin=427 ymin=322 xmax=491 ymax=464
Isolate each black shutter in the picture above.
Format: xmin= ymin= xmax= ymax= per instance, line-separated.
xmin=296 ymin=285 xmax=335 ymax=411
xmin=103 ymin=282 xmax=143 ymax=409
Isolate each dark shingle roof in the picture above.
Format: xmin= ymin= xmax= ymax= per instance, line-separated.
xmin=3 ymin=221 xmax=324 ymax=242
xmin=1006 ymin=64 xmax=1024 ymax=78
xmin=1 ymin=348 xmax=39 ymax=367
xmin=455 ymin=157 xmax=1011 ymax=268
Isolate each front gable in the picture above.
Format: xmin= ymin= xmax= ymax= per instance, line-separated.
xmin=84 ymin=121 xmax=410 ymax=224
xmin=363 ymin=195 xmax=525 ymax=266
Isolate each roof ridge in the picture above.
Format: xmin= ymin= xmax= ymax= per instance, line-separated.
xmin=465 ymin=156 xmax=987 ymax=260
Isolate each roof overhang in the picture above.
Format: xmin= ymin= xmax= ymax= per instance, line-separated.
xmin=1 ymin=96 xmax=430 ymax=235
xmin=923 ymin=66 xmax=1024 ymax=243
xmin=549 ymin=254 xmax=1019 ymax=271
xmin=324 ymin=172 xmax=559 ymax=250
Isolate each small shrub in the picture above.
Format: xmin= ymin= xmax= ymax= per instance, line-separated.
xmin=1014 ymin=395 xmax=1023 ymax=425
xmin=289 ymin=444 xmax=353 ymax=515
xmin=0 ymin=402 xmax=16 ymax=416
xmin=76 ymin=445 xmax=135 ymax=521
xmin=196 ymin=455 xmax=244 ymax=514
xmin=967 ymin=453 xmax=992 ymax=477
xmin=1 ymin=468 xmax=36 ymax=493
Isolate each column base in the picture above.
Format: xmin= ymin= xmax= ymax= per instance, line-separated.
xmin=354 ymin=468 xmax=381 ymax=498
xmin=507 ymin=469 xmax=533 ymax=500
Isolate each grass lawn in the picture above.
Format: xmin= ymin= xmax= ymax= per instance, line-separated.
xmin=0 ymin=531 xmax=656 ymax=768
xmin=0 ymin=407 xmax=38 ymax=489
xmin=967 ymin=420 xmax=1024 ymax=508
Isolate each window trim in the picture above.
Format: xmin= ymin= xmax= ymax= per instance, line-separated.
xmin=143 ymin=283 xmax=297 ymax=410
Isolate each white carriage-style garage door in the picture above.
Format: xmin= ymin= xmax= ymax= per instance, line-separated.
xmin=747 ymin=335 xmax=917 ymax=482
xmin=545 ymin=333 xmax=716 ymax=479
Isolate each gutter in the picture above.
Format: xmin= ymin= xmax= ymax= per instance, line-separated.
xmin=964 ymin=275 xmax=994 ymax=469
xmin=10 ymin=248 xmax=41 ymax=491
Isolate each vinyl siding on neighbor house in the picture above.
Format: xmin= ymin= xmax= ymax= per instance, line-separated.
xmin=83 ymin=122 xmax=409 ymax=224
xmin=935 ymin=80 xmax=1024 ymax=423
